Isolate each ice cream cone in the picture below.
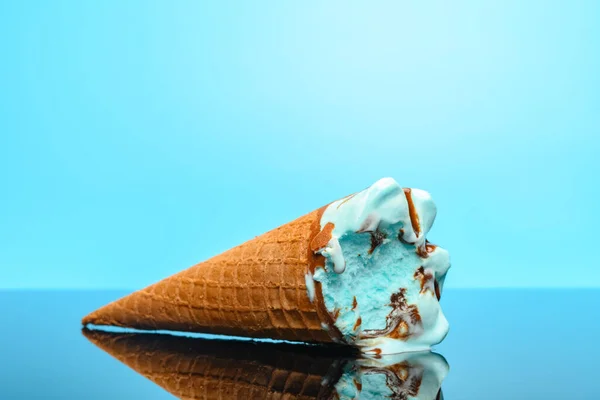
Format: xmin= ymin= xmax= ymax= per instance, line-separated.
xmin=82 ymin=329 xmax=351 ymax=400
xmin=82 ymin=207 xmax=340 ymax=343
xmin=83 ymin=178 xmax=452 ymax=352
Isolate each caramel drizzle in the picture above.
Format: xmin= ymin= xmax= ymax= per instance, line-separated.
xmin=416 ymin=240 xmax=437 ymax=258
xmin=414 ymin=266 xmax=441 ymax=301
xmin=368 ymin=229 xmax=387 ymax=254
xmin=426 ymin=242 xmax=437 ymax=253
xmin=372 ymin=348 xmax=382 ymax=359
xmin=353 ymin=317 xmax=362 ymax=331
xmin=361 ymin=289 xmax=422 ymax=340
xmin=354 ymin=379 xmax=363 ymax=392
xmin=336 ymin=192 xmax=358 ymax=209
xmin=356 ymin=215 xmax=387 ymax=254
xmin=415 ymin=245 xmax=428 ymax=258
xmin=333 ymin=308 xmax=341 ymax=320
xmin=403 ymin=188 xmax=421 ymax=238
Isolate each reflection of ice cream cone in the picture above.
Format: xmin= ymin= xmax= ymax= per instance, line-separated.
xmin=83 ymin=207 xmax=340 ymax=343
xmin=82 ymin=329 xmax=351 ymax=400
xmin=83 ymin=330 xmax=448 ymax=400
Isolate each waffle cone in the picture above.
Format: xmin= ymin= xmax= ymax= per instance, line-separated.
xmin=82 ymin=207 xmax=340 ymax=343
xmin=82 ymin=329 xmax=350 ymax=400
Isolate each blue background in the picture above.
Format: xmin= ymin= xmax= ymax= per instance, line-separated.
xmin=1 ymin=1 xmax=599 ymax=289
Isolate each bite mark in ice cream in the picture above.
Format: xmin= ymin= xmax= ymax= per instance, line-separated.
xmin=311 ymin=178 xmax=450 ymax=353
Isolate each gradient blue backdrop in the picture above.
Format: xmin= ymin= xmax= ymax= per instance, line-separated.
xmin=1 ymin=1 xmax=599 ymax=289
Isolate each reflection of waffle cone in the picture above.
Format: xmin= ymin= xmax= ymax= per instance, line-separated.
xmin=82 ymin=329 xmax=350 ymax=400
xmin=82 ymin=207 xmax=340 ymax=343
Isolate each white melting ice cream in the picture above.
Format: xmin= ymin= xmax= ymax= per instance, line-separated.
xmin=310 ymin=178 xmax=451 ymax=354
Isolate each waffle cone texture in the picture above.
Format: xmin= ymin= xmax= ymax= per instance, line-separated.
xmin=82 ymin=329 xmax=349 ymax=400
xmin=83 ymin=206 xmax=341 ymax=343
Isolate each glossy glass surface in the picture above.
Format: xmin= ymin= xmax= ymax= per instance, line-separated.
xmin=1 ymin=289 xmax=598 ymax=399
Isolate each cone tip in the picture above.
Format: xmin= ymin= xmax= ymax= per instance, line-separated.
xmin=81 ymin=310 xmax=99 ymax=327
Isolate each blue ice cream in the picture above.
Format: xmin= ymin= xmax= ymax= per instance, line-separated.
xmin=309 ymin=178 xmax=451 ymax=354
